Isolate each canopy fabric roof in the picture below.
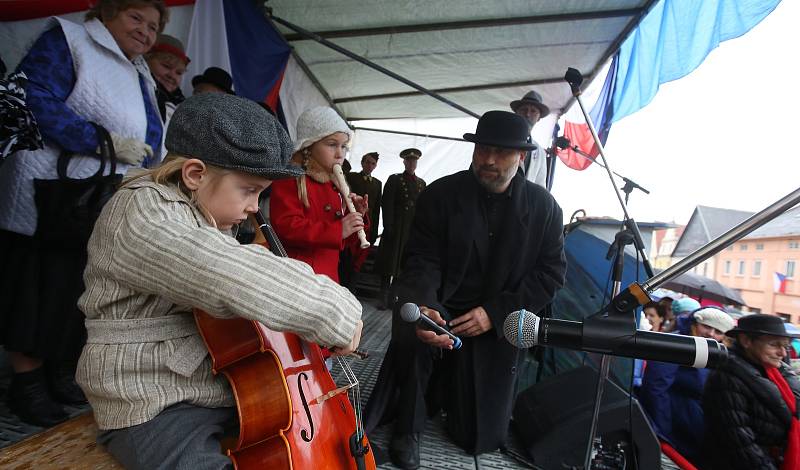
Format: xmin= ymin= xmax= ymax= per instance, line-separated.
xmin=266 ymin=0 xmax=656 ymax=120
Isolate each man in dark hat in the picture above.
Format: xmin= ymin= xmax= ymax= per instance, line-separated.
xmin=376 ymin=148 xmax=426 ymax=307
xmin=191 ymin=66 xmax=234 ymax=95
xmin=510 ymin=90 xmax=550 ymax=187
xmin=364 ymin=111 xmax=566 ymax=468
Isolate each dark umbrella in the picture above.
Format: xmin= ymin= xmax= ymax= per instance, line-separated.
xmin=655 ymin=269 xmax=745 ymax=306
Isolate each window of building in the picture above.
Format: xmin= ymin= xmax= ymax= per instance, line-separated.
xmin=787 ymin=260 xmax=796 ymax=278
xmin=753 ymin=260 xmax=761 ymax=277
xmin=756 ymin=243 xmax=764 ymax=250
xmin=737 ymin=260 xmax=746 ymax=276
xmin=727 ymin=245 xmax=734 ymax=251
xmin=750 ymin=307 xmax=762 ymax=314
xmin=740 ymin=244 xmax=748 ymax=251
xmin=702 ymin=263 xmax=708 ymax=277
xmin=789 ymin=241 xmax=799 ymax=249
xmin=724 ymin=260 xmax=731 ymax=275
xmin=778 ymin=313 xmax=791 ymax=322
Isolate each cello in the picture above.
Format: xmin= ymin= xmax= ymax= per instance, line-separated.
xmin=194 ymin=210 xmax=376 ymax=469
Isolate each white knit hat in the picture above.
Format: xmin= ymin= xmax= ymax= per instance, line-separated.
xmin=293 ymin=106 xmax=351 ymax=152
xmin=693 ymin=307 xmax=735 ymax=333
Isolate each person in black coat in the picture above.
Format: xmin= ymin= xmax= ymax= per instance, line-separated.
xmin=703 ymin=314 xmax=800 ymax=470
xmin=364 ymin=111 xmax=566 ymax=469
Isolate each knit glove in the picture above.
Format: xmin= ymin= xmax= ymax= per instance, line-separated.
xmin=107 ymin=133 xmax=153 ymax=166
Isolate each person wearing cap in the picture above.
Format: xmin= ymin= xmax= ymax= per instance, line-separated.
xmin=0 ymin=0 xmax=166 ymax=427
xmin=364 ymin=111 xmax=566 ymax=467
xmin=74 ymin=94 xmax=363 ymax=469
xmin=638 ymin=305 xmax=735 ymax=465
xmin=192 ymin=66 xmax=235 ymax=95
xmin=376 ymin=148 xmax=426 ymax=306
xmin=145 ymin=34 xmax=190 ymax=124
xmin=510 ymin=90 xmax=549 ymax=188
xmin=347 ymin=152 xmax=383 ymax=244
xmin=703 ymin=314 xmax=800 ymax=470
xmin=269 ymin=106 xmax=369 ymax=284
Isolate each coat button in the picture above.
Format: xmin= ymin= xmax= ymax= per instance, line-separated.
xmin=511 ymin=366 xmax=517 ymax=375
xmin=324 ymin=204 xmax=332 ymax=212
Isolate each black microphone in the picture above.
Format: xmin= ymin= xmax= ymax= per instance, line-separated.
xmin=400 ymin=303 xmax=463 ymax=349
xmin=503 ymin=309 xmax=727 ymax=368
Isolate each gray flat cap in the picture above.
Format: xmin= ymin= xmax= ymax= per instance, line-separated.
xmin=166 ymin=93 xmax=303 ymax=179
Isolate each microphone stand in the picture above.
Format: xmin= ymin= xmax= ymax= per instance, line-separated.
xmin=555 ymin=138 xmax=650 ymax=205
xmin=561 ymin=67 xmax=654 ymax=470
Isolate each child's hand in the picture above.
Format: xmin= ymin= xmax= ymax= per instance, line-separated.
xmin=341 ymin=212 xmax=364 ymax=239
xmin=331 ymin=320 xmax=363 ymax=357
xmin=351 ymin=194 xmax=368 ymax=215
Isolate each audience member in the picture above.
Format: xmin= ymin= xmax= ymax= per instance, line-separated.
xmin=704 ymin=314 xmax=800 ymax=470
xmin=347 ymin=152 xmax=382 ymax=243
xmin=0 ymin=0 xmax=166 ymax=426
xmin=639 ymin=305 xmax=734 ymax=465
xmin=659 ymin=296 xmax=677 ymax=332
xmin=643 ymin=301 xmax=665 ymax=332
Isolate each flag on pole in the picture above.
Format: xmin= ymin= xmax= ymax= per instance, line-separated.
xmin=183 ymin=0 xmax=290 ymax=112
xmin=774 ymin=272 xmax=788 ymax=294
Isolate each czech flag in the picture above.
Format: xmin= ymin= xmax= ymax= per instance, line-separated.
xmin=774 ymin=272 xmax=788 ymax=294
xmin=183 ymin=0 xmax=290 ymax=114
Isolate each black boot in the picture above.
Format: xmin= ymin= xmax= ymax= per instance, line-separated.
xmin=389 ymin=432 xmax=420 ymax=469
xmin=7 ymin=368 xmax=69 ymax=427
xmin=46 ymin=363 xmax=87 ymax=405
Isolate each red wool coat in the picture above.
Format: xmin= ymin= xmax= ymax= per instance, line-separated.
xmin=270 ymin=176 xmax=368 ymax=283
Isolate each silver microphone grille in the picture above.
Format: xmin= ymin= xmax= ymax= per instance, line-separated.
xmin=399 ymin=303 xmax=421 ymax=323
xmin=503 ymin=310 xmax=540 ymax=348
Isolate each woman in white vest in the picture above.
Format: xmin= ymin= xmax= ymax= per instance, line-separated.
xmin=0 ymin=0 xmax=167 ymax=427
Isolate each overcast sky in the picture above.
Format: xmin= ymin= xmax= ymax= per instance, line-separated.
xmin=550 ymin=0 xmax=799 ymax=226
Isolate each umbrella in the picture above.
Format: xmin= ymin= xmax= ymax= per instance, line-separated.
xmin=655 ymin=269 xmax=745 ymax=306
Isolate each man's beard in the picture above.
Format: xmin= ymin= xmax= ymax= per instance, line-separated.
xmin=473 ymin=165 xmax=515 ymax=193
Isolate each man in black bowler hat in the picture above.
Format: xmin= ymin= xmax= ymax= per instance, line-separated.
xmin=191 ymin=66 xmax=235 ymax=95
xmin=510 ymin=90 xmax=550 ymax=187
xmin=364 ymin=111 xmax=566 ymax=468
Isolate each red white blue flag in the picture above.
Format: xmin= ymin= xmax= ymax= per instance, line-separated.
xmin=774 ymin=272 xmax=788 ymax=294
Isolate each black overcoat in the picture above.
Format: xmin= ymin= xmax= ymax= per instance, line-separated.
xmin=703 ymin=347 xmax=800 ymax=470
xmin=365 ymin=169 xmax=566 ymax=454
xmin=376 ymin=172 xmax=425 ymax=277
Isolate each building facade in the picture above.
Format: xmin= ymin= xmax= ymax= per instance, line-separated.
xmin=714 ymin=206 xmax=800 ymax=323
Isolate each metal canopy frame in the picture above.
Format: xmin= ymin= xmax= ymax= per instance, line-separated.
xmin=266 ymin=0 xmax=661 ymax=123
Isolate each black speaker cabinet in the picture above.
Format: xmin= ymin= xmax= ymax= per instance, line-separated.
xmin=513 ymin=366 xmax=660 ymax=469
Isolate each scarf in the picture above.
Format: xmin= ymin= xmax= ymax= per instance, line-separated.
xmin=766 ymin=366 xmax=800 ymax=470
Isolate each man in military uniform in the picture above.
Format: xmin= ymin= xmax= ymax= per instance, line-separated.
xmin=376 ymin=148 xmax=426 ymax=306
xmin=346 ymin=152 xmax=382 ymax=243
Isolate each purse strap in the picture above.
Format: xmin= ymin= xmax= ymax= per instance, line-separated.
xmin=56 ymin=122 xmax=118 ymax=180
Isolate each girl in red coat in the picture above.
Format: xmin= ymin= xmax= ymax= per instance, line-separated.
xmin=270 ymin=107 xmax=368 ymax=283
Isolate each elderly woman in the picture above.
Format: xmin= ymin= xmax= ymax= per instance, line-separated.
xmin=0 ymin=0 xmax=166 ymax=427
xmin=703 ymin=314 xmax=800 ymax=470
xmin=145 ymin=33 xmax=189 ymax=124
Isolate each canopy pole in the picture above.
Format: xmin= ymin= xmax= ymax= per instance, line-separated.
xmin=353 ymin=126 xmax=468 ymax=143
xmin=266 ymin=11 xmax=481 ymax=119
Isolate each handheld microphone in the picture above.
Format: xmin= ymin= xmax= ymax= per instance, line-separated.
xmin=503 ymin=309 xmax=727 ymax=368
xmin=400 ymin=303 xmax=463 ymax=349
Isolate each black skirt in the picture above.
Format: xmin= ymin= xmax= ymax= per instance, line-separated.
xmin=0 ymin=229 xmax=87 ymax=361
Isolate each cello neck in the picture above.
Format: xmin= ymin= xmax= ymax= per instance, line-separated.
xmin=253 ymin=210 xmax=288 ymax=258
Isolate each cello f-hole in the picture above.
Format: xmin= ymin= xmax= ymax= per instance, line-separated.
xmin=298 ymin=372 xmax=315 ymax=442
